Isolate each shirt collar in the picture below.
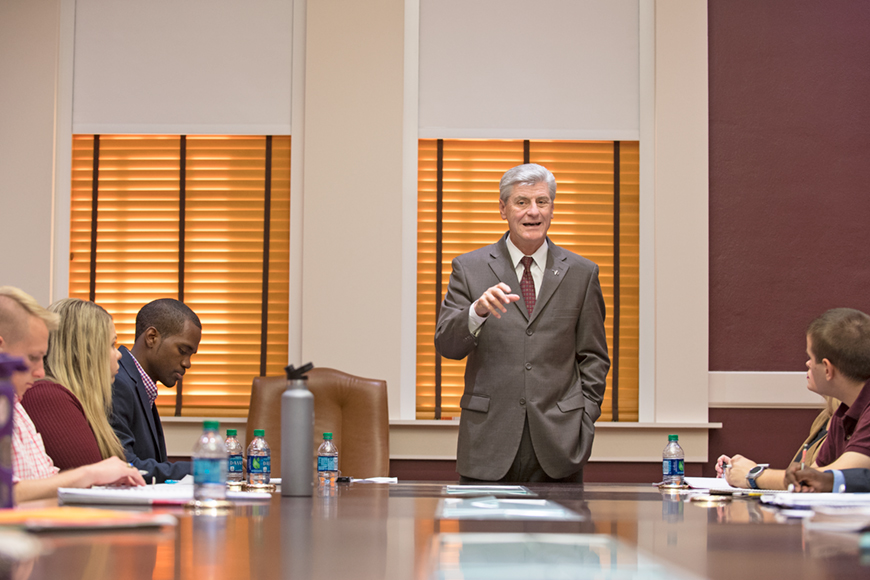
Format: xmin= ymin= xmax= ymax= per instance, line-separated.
xmin=844 ymin=379 xmax=870 ymax=421
xmin=504 ymin=234 xmax=549 ymax=270
xmin=129 ymin=350 xmax=158 ymax=407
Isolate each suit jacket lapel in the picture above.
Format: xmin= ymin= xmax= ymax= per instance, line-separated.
xmin=121 ymin=347 xmax=161 ymax=450
xmin=530 ymin=240 xmax=570 ymax=325
xmin=488 ymin=235 xmax=529 ymax=320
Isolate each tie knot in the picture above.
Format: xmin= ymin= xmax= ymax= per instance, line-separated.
xmin=521 ymin=256 xmax=534 ymax=270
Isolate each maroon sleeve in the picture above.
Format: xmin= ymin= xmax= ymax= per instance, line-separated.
xmin=21 ymin=381 xmax=104 ymax=470
xmin=844 ymin=409 xmax=870 ymax=459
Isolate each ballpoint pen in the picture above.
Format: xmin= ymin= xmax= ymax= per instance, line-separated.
xmin=800 ymin=443 xmax=808 ymax=470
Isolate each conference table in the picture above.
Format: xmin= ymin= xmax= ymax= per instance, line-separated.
xmin=9 ymin=482 xmax=870 ymax=580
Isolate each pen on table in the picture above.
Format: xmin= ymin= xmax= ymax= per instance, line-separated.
xmin=130 ymin=463 xmax=149 ymax=476
xmin=800 ymin=443 xmax=808 ymax=470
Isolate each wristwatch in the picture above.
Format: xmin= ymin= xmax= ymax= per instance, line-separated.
xmin=746 ymin=464 xmax=770 ymax=489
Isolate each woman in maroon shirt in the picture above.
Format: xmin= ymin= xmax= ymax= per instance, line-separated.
xmin=22 ymin=298 xmax=124 ymax=470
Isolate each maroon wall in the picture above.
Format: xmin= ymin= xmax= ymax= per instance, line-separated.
xmin=707 ymin=1 xmax=870 ymax=481
xmin=708 ymin=0 xmax=870 ymax=372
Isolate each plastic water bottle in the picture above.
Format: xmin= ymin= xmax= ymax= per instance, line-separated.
xmin=247 ymin=429 xmax=271 ymax=485
xmin=317 ymin=432 xmax=339 ymax=487
xmin=193 ymin=420 xmax=229 ymax=501
xmin=225 ymin=428 xmax=244 ymax=483
xmin=662 ymin=434 xmax=685 ymax=485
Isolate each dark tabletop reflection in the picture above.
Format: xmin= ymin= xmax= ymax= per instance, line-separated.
xmin=10 ymin=482 xmax=870 ymax=580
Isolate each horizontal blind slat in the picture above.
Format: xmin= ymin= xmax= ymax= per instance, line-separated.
xmin=70 ymin=135 xmax=291 ymax=416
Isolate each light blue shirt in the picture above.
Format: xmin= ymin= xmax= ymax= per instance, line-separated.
xmin=831 ymin=469 xmax=846 ymax=493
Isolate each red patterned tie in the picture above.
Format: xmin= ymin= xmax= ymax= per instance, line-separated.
xmin=520 ymin=256 xmax=536 ymax=316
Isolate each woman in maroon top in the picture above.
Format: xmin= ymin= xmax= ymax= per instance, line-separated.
xmin=22 ymin=298 xmax=124 ymax=470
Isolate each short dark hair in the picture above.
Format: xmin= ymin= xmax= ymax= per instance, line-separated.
xmin=807 ymin=308 xmax=870 ymax=382
xmin=135 ymin=299 xmax=201 ymax=342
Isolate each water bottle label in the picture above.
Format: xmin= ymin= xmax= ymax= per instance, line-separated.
xmin=194 ymin=457 xmax=228 ymax=485
xmin=248 ymin=455 xmax=271 ymax=474
xmin=228 ymin=454 xmax=244 ymax=473
xmin=663 ymin=458 xmax=684 ymax=476
xmin=317 ymin=456 xmax=338 ymax=472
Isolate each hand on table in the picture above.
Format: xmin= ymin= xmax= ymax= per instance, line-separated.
xmin=785 ymin=464 xmax=833 ymax=493
xmin=87 ymin=457 xmax=147 ymax=488
xmin=724 ymin=455 xmax=757 ymax=488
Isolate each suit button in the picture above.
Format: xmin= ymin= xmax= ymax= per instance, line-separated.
xmin=519 ymin=398 xmax=526 ymax=406
xmin=526 ymin=329 xmax=533 ymax=336
xmin=524 ymin=363 xmax=532 ymax=370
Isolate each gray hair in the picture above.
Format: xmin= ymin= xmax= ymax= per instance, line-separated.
xmin=499 ymin=163 xmax=557 ymax=202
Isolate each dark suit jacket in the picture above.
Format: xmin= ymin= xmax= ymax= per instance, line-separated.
xmin=843 ymin=468 xmax=870 ymax=492
xmin=110 ymin=346 xmax=191 ymax=482
xmin=435 ymin=235 xmax=610 ymax=480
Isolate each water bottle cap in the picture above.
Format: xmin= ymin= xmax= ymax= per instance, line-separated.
xmin=323 ymin=432 xmax=333 ymax=440
xmin=254 ymin=429 xmax=265 ymax=437
xmin=227 ymin=429 xmax=237 ymax=436
xmin=668 ymin=434 xmax=679 ymax=441
xmin=203 ymin=420 xmax=220 ymax=431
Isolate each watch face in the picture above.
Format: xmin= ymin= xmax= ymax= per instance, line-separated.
xmin=748 ymin=465 xmax=767 ymax=478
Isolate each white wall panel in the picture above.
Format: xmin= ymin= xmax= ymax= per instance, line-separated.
xmin=419 ymin=0 xmax=639 ymax=139
xmin=72 ymin=0 xmax=293 ymax=135
xmin=0 ymin=0 xmax=59 ymax=305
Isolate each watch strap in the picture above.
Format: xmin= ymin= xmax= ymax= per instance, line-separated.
xmin=746 ymin=463 xmax=770 ymax=489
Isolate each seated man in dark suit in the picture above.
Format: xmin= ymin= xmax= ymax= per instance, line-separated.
xmin=110 ymin=299 xmax=201 ymax=482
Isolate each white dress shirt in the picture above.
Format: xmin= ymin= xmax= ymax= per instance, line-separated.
xmin=468 ymin=236 xmax=549 ymax=335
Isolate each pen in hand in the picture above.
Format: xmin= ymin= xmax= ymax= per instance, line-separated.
xmin=800 ymin=443 xmax=808 ymax=470
xmin=715 ymin=455 xmax=731 ymax=478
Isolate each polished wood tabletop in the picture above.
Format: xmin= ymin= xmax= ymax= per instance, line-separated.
xmin=8 ymin=482 xmax=870 ymax=580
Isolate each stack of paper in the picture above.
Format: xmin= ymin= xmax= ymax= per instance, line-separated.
xmin=58 ymin=483 xmax=271 ymax=506
xmin=760 ymin=493 xmax=870 ymax=509
xmin=684 ymin=477 xmax=785 ymax=494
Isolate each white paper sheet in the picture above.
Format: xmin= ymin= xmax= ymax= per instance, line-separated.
xmin=684 ymin=477 xmax=785 ymax=493
xmin=58 ymin=483 xmax=271 ymax=506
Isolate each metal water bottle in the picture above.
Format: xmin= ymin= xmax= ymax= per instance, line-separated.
xmin=281 ymin=363 xmax=315 ymax=497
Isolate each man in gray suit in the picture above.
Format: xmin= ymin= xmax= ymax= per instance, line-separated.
xmin=435 ymin=163 xmax=610 ymax=483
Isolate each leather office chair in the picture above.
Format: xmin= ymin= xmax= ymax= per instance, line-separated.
xmin=245 ymin=367 xmax=390 ymax=479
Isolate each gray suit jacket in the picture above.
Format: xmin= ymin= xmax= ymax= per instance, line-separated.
xmin=435 ymin=235 xmax=610 ymax=480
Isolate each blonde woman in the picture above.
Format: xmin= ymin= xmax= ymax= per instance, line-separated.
xmin=21 ymin=298 xmax=125 ymax=470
